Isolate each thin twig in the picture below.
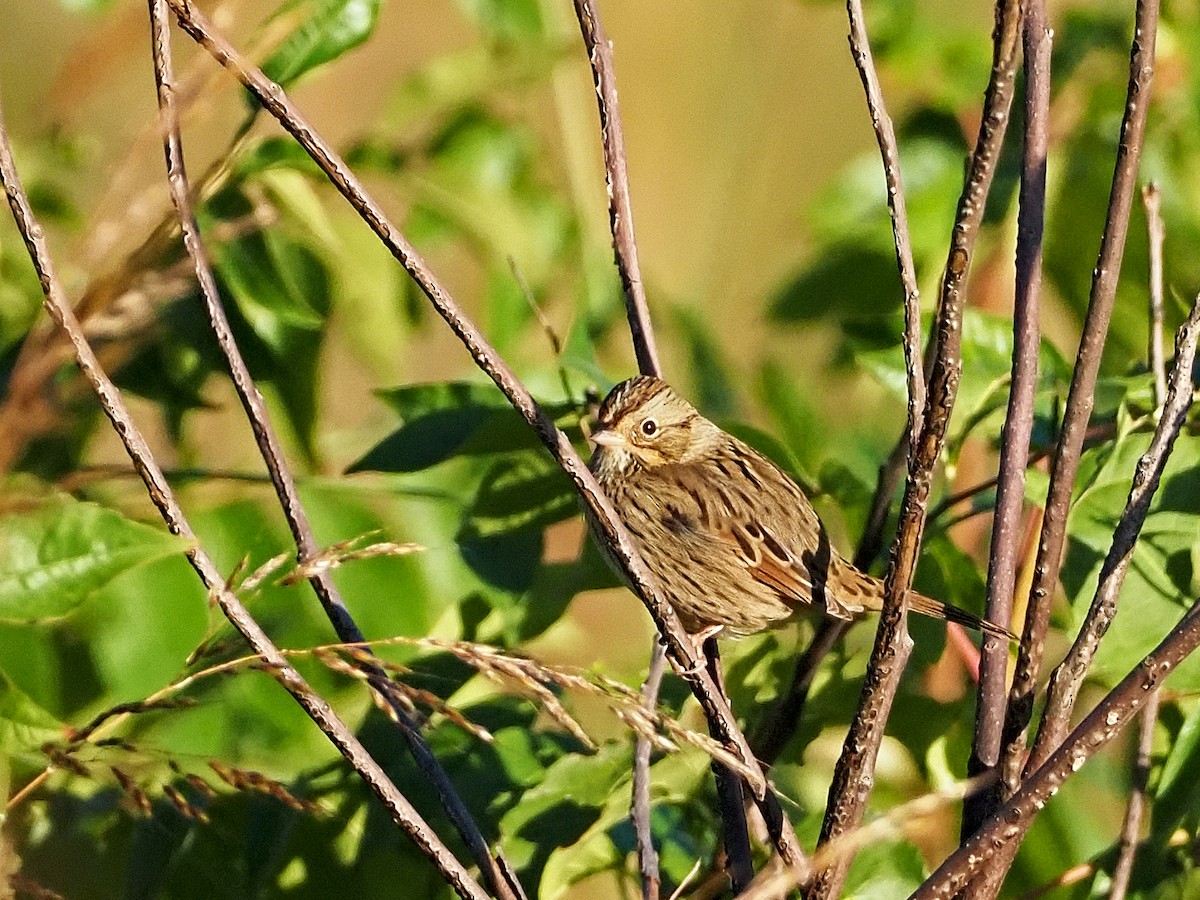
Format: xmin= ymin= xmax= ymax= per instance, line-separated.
xmin=146 ymin=8 xmax=521 ymax=896
xmin=746 ymin=0 xmax=924 ymax=780
xmin=846 ymin=0 xmax=925 ymax=451
xmin=162 ymin=0 xmax=809 ymax=877
xmin=1108 ymin=687 xmax=1160 ymax=900
xmin=1109 ymin=183 xmax=1169 ymax=900
xmin=999 ymin=0 xmax=1160 ymax=802
xmin=961 ymin=0 xmax=1051 ymax=841
xmin=570 ymin=0 xmax=660 ymax=377
xmin=912 ymin=588 xmax=1200 ymax=899
xmin=1142 ymin=182 xmax=1166 ymax=407
xmin=806 ymin=2 xmax=1023 ymax=896
xmin=633 ymin=642 xmax=666 ymax=900
xmin=706 ymin=641 xmax=753 ymax=893
xmin=567 ymin=5 xmax=674 ymax=886
xmin=1025 ymin=294 xmax=1200 ymax=773
xmin=0 ymin=92 xmax=487 ymax=900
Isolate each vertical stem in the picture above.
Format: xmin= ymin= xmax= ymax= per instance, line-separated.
xmin=962 ymin=0 xmax=1051 ymax=841
xmin=807 ymin=2 xmax=1022 ymax=896
xmin=633 ymin=643 xmax=666 ymax=900
xmin=571 ymin=0 xmax=661 ymax=376
xmin=1000 ymin=0 xmax=1159 ymax=800
xmin=1108 ymin=688 xmax=1160 ymax=900
xmin=706 ymin=641 xmax=753 ymax=893
xmin=1142 ymin=182 xmax=1166 ymax=407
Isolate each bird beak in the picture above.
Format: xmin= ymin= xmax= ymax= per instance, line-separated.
xmin=588 ymin=428 xmax=625 ymax=449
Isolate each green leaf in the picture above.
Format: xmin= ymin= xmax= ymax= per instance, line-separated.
xmin=0 ymin=488 xmax=188 ymax=622
xmin=672 ymin=306 xmax=736 ymax=419
xmin=498 ymin=743 xmax=631 ymax=891
xmin=260 ymin=0 xmax=382 ymax=90
xmin=770 ymin=243 xmax=905 ymax=326
xmin=1153 ymin=698 xmax=1200 ymax=850
xmin=1061 ymin=434 xmax=1200 ymax=688
xmin=842 ymin=838 xmax=926 ymax=899
xmin=456 ymin=0 xmax=543 ymax=40
xmin=351 ymin=382 xmax=575 ymax=473
xmin=460 ymin=454 xmax=576 ymax=540
xmin=0 ymin=670 xmax=64 ymax=760
xmin=856 ymin=308 xmax=1071 ymax=454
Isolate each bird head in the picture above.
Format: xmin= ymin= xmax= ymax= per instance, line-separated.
xmin=588 ymin=376 xmax=720 ymax=472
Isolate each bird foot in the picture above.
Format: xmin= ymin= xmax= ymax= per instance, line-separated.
xmin=667 ymin=625 xmax=724 ymax=677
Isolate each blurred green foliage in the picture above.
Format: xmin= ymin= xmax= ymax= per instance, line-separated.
xmin=1 ymin=0 xmax=1199 ymax=897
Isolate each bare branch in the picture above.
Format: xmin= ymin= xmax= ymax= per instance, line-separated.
xmin=962 ymin=0 xmax=1051 ymax=840
xmin=145 ymin=8 xmax=523 ymax=896
xmin=912 ymin=588 xmax=1200 ymax=898
xmin=846 ymin=0 xmax=925 ymax=450
xmin=632 ymin=642 xmax=666 ymax=900
xmin=0 ymin=90 xmax=488 ymax=900
xmin=705 ymin=641 xmax=753 ymax=892
xmin=570 ymin=0 xmax=660 ymax=377
xmin=1108 ymin=687 xmax=1160 ymax=900
xmin=806 ymin=2 xmax=1023 ymax=895
xmin=162 ymin=0 xmax=809 ymax=876
xmin=1142 ymin=182 xmax=1166 ymax=407
xmin=1027 ymin=292 xmax=1200 ymax=772
xmin=999 ymin=0 xmax=1160 ymax=801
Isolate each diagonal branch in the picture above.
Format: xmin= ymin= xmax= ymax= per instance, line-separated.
xmin=961 ymin=0 xmax=1051 ymax=841
xmin=846 ymin=0 xmax=925 ymax=452
xmin=807 ymin=1 xmax=1023 ymax=896
xmin=998 ymin=0 xmax=1160 ymax=801
xmin=1108 ymin=687 xmax=1160 ymax=900
xmin=162 ymin=0 xmax=809 ymax=878
xmin=747 ymin=0 xmax=925 ymax=779
xmin=913 ymin=587 xmax=1200 ymax=898
xmin=0 ymin=92 xmax=488 ymax=900
xmin=144 ymin=6 xmax=522 ymax=898
xmin=570 ymin=0 xmax=660 ymax=377
xmin=1025 ymin=291 xmax=1200 ymax=773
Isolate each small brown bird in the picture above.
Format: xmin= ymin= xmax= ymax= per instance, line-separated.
xmin=585 ymin=375 xmax=1012 ymax=643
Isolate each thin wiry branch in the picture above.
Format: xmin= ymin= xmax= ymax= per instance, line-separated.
xmin=566 ymin=4 xmax=687 ymax=889
xmin=807 ymin=1 xmax=1023 ymax=896
xmin=162 ymin=0 xmax=809 ymax=877
xmin=846 ymin=0 xmax=925 ymax=451
xmin=570 ymin=0 xmax=660 ymax=377
xmin=0 ymin=91 xmax=488 ymax=900
xmin=1142 ymin=182 xmax=1166 ymax=407
xmin=999 ymin=0 xmax=1160 ymax=801
xmin=632 ymin=644 xmax=666 ymax=900
xmin=1108 ymin=687 xmax=1160 ymax=900
xmin=146 ymin=7 xmax=522 ymax=896
xmin=1025 ymin=289 xmax=1200 ymax=774
xmin=962 ymin=0 xmax=1051 ymax=841
xmin=705 ymin=641 xmax=753 ymax=893
xmin=913 ymin=587 xmax=1200 ymax=898
xmin=1108 ymin=181 xmax=1168 ymax=900
xmin=748 ymin=0 xmax=923 ymax=780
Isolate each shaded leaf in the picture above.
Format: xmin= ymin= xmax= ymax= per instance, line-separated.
xmin=260 ymin=0 xmax=382 ymax=90
xmin=0 ymin=488 xmax=187 ymax=622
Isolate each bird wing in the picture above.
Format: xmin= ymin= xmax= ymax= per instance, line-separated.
xmin=719 ymin=518 xmax=861 ymax=621
xmin=729 ymin=446 xmax=871 ymax=620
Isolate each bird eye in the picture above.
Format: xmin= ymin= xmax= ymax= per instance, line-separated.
xmin=640 ymin=418 xmax=658 ymax=437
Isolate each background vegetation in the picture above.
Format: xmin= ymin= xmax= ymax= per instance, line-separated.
xmin=2 ymin=0 xmax=1199 ymax=897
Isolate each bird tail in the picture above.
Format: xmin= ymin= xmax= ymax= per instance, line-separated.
xmin=908 ymin=591 xmax=1017 ymax=642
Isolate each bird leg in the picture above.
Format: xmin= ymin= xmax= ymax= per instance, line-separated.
xmin=666 ymin=624 xmax=724 ymax=677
